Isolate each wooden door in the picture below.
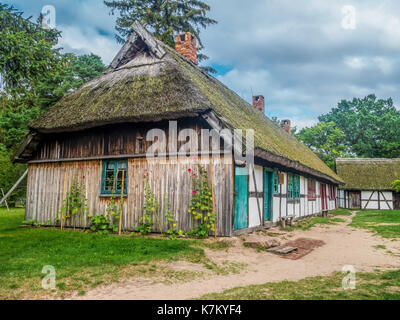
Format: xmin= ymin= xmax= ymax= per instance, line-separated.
xmin=320 ymin=183 xmax=327 ymax=211
xmin=394 ymin=192 xmax=400 ymax=210
xmin=349 ymin=191 xmax=361 ymax=209
xmin=264 ymin=169 xmax=273 ymax=222
xmin=234 ymin=166 xmax=248 ymax=230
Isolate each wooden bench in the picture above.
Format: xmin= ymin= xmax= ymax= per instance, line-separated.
xmin=280 ymin=215 xmax=294 ymax=229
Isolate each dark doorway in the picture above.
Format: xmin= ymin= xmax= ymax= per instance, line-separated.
xmin=394 ymin=192 xmax=400 ymax=210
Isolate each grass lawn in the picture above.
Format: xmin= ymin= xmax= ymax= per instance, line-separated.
xmin=0 ymin=208 xmax=205 ymax=299
xmin=200 ymin=269 xmax=400 ymax=300
xmin=330 ymin=208 xmax=353 ymax=216
xmin=350 ymin=210 xmax=400 ymax=239
xmin=284 ymin=216 xmax=346 ymax=231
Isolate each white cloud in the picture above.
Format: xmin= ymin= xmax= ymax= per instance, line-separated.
xmin=57 ymin=25 xmax=120 ymax=65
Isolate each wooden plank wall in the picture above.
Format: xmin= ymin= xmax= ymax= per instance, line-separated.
xmin=26 ymin=156 xmax=233 ymax=236
xmin=33 ymin=118 xmax=225 ymax=161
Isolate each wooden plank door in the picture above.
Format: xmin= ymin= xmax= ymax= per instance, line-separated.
xmin=349 ymin=191 xmax=361 ymax=209
xmin=264 ymin=169 xmax=273 ymax=222
xmin=234 ymin=166 xmax=248 ymax=230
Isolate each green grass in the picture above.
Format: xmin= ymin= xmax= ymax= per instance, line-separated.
xmin=200 ymin=269 xmax=400 ymax=300
xmin=0 ymin=208 xmax=204 ymax=299
xmin=330 ymin=208 xmax=353 ymax=216
xmin=285 ymin=216 xmax=346 ymax=231
xmin=350 ymin=210 xmax=400 ymax=239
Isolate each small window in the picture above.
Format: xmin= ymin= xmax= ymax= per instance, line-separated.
xmin=287 ymin=173 xmax=300 ymax=201
xmin=273 ymin=170 xmax=279 ymax=194
xmin=101 ymin=160 xmax=128 ymax=195
xmin=308 ymin=179 xmax=316 ymax=200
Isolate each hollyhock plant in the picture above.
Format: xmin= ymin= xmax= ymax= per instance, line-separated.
xmin=187 ymin=164 xmax=217 ymax=239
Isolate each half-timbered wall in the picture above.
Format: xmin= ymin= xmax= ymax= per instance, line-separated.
xmin=271 ymin=173 xmax=336 ymax=223
xmin=338 ymin=189 xmax=394 ymax=210
xmin=245 ymin=168 xmax=338 ymax=228
xmin=26 ymin=156 xmax=233 ymax=236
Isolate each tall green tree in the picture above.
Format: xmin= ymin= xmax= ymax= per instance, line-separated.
xmin=0 ymin=4 xmax=107 ymax=150
xmin=104 ymin=0 xmax=217 ymax=71
xmin=296 ymin=122 xmax=349 ymax=170
xmin=319 ymin=95 xmax=400 ymax=158
xmin=0 ymin=4 xmax=106 ymax=206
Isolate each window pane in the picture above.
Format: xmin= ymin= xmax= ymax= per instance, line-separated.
xmin=117 ymin=161 xmax=127 ymax=170
xmin=105 ymin=168 xmax=115 ymax=191
xmin=102 ymin=160 xmax=128 ymax=194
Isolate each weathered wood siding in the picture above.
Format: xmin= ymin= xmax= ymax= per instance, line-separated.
xmin=32 ymin=118 xmax=224 ymax=161
xmin=26 ymin=156 xmax=234 ymax=236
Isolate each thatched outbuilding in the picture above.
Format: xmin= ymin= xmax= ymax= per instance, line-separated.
xmin=336 ymin=158 xmax=400 ymax=210
xmin=15 ymin=23 xmax=343 ymax=236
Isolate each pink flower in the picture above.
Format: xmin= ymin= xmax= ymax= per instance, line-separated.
xmin=83 ymin=176 xmax=85 ymax=179
xmin=188 ymin=169 xmax=192 ymax=173
xmin=77 ymin=164 xmax=82 ymax=169
xmin=192 ymin=190 xmax=197 ymax=195
xmin=147 ymin=172 xmax=149 ymax=177
xmin=193 ymin=174 xmax=196 ymax=178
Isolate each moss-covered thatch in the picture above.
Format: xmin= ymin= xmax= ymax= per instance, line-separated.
xmin=336 ymin=158 xmax=400 ymax=190
xmin=27 ymin=25 xmax=341 ymax=183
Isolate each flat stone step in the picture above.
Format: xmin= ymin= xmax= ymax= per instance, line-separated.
xmin=267 ymin=246 xmax=298 ymax=255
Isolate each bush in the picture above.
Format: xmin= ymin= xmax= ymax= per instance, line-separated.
xmin=392 ymin=180 xmax=400 ymax=193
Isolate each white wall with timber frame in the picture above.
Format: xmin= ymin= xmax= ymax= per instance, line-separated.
xmin=338 ymin=189 xmax=394 ymax=210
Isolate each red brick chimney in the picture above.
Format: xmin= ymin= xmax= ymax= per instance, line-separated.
xmin=252 ymin=95 xmax=265 ymax=114
xmin=281 ymin=119 xmax=291 ymax=133
xmin=175 ymin=33 xmax=197 ymax=64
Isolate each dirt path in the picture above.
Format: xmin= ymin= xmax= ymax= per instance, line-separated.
xmin=69 ymin=212 xmax=400 ymax=300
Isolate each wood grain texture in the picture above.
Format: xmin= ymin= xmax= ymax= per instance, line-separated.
xmin=26 ymin=155 xmax=233 ymax=236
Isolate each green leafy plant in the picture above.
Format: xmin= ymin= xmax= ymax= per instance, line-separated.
xmin=58 ymin=165 xmax=88 ymax=229
xmin=89 ymin=214 xmax=118 ymax=235
xmin=163 ymin=193 xmax=183 ymax=240
xmin=136 ymin=173 xmax=159 ymax=235
xmin=392 ymin=180 xmax=400 ymax=193
xmin=186 ymin=164 xmax=217 ymax=239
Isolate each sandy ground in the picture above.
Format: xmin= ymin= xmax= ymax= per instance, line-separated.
xmin=68 ymin=212 xmax=400 ymax=300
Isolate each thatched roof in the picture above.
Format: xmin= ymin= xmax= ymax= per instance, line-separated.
xmin=336 ymin=158 xmax=400 ymax=190
xmin=21 ymin=22 xmax=342 ymax=184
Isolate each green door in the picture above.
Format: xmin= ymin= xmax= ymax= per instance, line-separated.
xmin=234 ymin=166 xmax=248 ymax=230
xmin=264 ymin=169 xmax=273 ymax=221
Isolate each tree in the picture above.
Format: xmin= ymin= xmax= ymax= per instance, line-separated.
xmin=393 ymin=180 xmax=400 ymax=193
xmin=319 ymin=95 xmax=400 ymax=158
xmin=59 ymin=53 xmax=107 ymax=94
xmin=104 ymin=0 xmax=217 ymax=71
xmin=296 ymin=122 xmax=349 ymax=170
xmin=0 ymin=4 xmax=106 ymax=150
xmin=0 ymin=4 xmax=106 ymax=205
xmin=0 ymin=4 xmax=61 ymax=92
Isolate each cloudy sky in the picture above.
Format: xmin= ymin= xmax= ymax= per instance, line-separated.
xmin=5 ymin=0 xmax=400 ymax=128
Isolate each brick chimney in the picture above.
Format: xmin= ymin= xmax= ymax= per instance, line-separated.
xmin=252 ymin=95 xmax=265 ymax=114
xmin=281 ymin=119 xmax=291 ymax=133
xmin=175 ymin=32 xmax=197 ymax=64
